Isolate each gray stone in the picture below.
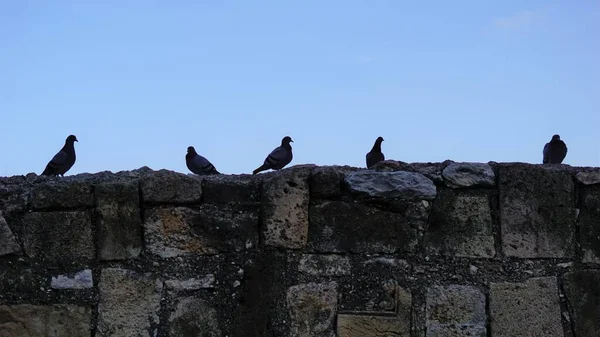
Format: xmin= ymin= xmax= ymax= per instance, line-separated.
xmin=0 ymin=211 xmax=21 ymax=256
xmin=442 ymin=162 xmax=495 ymax=188
xmin=307 ymin=201 xmax=419 ymax=253
xmin=0 ymin=179 xmax=30 ymax=214
xmin=51 ymin=269 xmax=93 ymax=289
xmin=562 ymin=270 xmax=600 ymax=337
xmin=345 ymin=170 xmax=437 ymax=200
xmin=95 ymin=181 xmax=142 ymax=260
xmin=143 ymin=205 xmax=258 ymax=258
xmin=363 ymin=257 xmax=410 ymax=270
xmin=371 ymin=160 xmax=447 ymax=184
xmin=578 ymin=185 xmax=600 ymax=263
xmin=97 ymin=268 xmax=162 ymax=337
xmin=426 ymin=285 xmax=487 ymax=336
xmin=310 ymin=166 xmax=357 ymax=199
xmin=298 ymin=254 xmax=351 ymax=276
xmin=337 ymin=314 xmax=410 ymax=337
xmin=261 ymin=166 xmax=311 ymax=249
xmin=165 ymin=274 xmax=215 ymax=291
xmin=30 ymin=181 xmax=93 ymax=210
xmin=22 ymin=211 xmax=94 ymax=263
xmin=140 ymin=169 xmax=203 ymax=204
xmin=286 ymin=281 xmax=337 ymax=337
xmin=489 ymin=277 xmax=563 ymax=337
xmin=202 ymin=174 xmax=261 ymax=203
xmin=168 ymin=296 xmax=222 ymax=337
xmin=0 ymin=304 xmax=92 ymax=337
xmin=576 ymin=171 xmax=600 ymax=185
xmin=499 ymin=164 xmax=576 ymax=258
xmin=424 ymin=190 xmax=495 ymax=258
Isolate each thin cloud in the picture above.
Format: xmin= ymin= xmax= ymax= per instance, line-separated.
xmin=492 ymin=9 xmax=545 ymax=30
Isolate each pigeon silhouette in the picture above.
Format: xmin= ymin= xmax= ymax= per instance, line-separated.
xmin=252 ymin=136 xmax=293 ymax=175
xmin=186 ymin=146 xmax=220 ymax=175
xmin=42 ymin=135 xmax=78 ymax=176
xmin=543 ymin=134 xmax=568 ymax=164
xmin=366 ymin=136 xmax=385 ymax=168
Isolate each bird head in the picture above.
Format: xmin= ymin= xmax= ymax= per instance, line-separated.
xmin=376 ymin=136 xmax=384 ymax=143
xmin=187 ymin=146 xmax=197 ymax=155
xmin=282 ymin=136 xmax=293 ymax=144
xmin=67 ymin=135 xmax=78 ymax=143
xmin=552 ymin=134 xmax=561 ymax=141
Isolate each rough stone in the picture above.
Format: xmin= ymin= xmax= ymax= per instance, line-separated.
xmin=310 ymin=166 xmax=356 ymax=199
xmin=499 ymin=164 xmax=576 ymax=258
xmin=261 ymin=167 xmax=311 ymax=249
xmin=371 ymin=160 xmax=447 ymax=184
xmin=298 ymin=254 xmax=351 ymax=276
xmin=0 ymin=180 xmax=29 ymax=214
xmin=442 ymin=162 xmax=495 ymax=188
xmin=168 ymin=296 xmax=222 ymax=337
xmin=308 ymin=201 xmax=419 ymax=253
xmin=97 ymin=268 xmax=162 ymax=337
xmin=202 ymin=174 xmax=260 ymax=203
xmin=426 ymin=285 xmax=487 ymax=336
xmin=424 ymin=190 xmax=495 ymax=258
xmin=51 ymin=269 xmax=93 ymax=289
xmin=337 ymin=314 xmax=410 ymax=337
xmin=489 ymin=277 xmax=563 ymax=337
xmin=578 ymin=185 xmax=600 ymax=263
xmin=345 ymin=170 xmax=437 ymax=200
xmin=0 ymin=211 xmax=21 ymax=256
xmin=286 ymin=281 xmax=337 ymax=337
xmin=22 ymin=211 xmax=94 ymax=263
xmin=95 ymin=181 xmax=143 ymax=260
xmin=140 ymin=169 xmax=203 ymax=204
xmin=0 ymin=304 xmax=92 ymax=337
xmin=30 ymin=181 xmax=93 ymax=210
xmin=363 ymin=257 xmax=410 ymax=269
xmin=562 ymin=270 xmax=600 ymax=337
xmin=165 ymin=274 xmax=215 ymax=291
xmin=576 ymin=171 xmax=600 ymax=185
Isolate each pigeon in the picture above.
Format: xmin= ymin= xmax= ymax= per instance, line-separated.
xmin=543 ymin=134 xmax=568 ymax=164
xmin=186 ymin=146 xmax=220 ymax=175
xmin=366 ymin=136 xmax=385 ymax=168
xmin=252 ymin=136 xmax=293 ymax=175
xmin=41 ymin=134 xmax=78 ymax=176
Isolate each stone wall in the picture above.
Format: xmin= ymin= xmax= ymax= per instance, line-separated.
xmin=0 ymin=161 xmax=599 ymax=337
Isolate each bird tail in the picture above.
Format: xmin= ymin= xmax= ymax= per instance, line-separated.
xmin=41 ymin=165 xmax=54 ymax=176
xmin=253 ymin=164 xmax=269 ymax=175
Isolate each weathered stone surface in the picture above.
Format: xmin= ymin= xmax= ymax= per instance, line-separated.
xmin=345 ymin=170 xmax=437 ymax=200
xmin=202 ymin=174 xmax=260 ymax=203
xmin=30 ymin=181 xmax=93 ymax=209
xmin=337 ymin=314 xmax=410 ymax=337
xmin=144 ymin=205 xmax=258 ymax=258
xmin=169 ymin=296 xmax=222 ymax=337
xmin=51 ymin=269 xmax=93 ymax=289
xmin=371 ymin=160 xmax=447 ymax=184
xmin=140 ymin=169 xmax=203 ymax=204
xmin=0 ymin=211 xmax=21 ymax=256
xmin=165 ymin=274 xmax=215 ymax=291
xmin=489 ymin=277 xmax=563 ymax=337
xmin=298 ymin=254 xmax=351 ymax=276
xmin=261 ymin=167 xmax=311 ymax=249
xmin=424 ymin=190 xmax=495 ymax=258
xmin=310 ymin=166 xmax=356 ymax=199
xmin=578 ymin=185 xmax=600 ymax=263
xmin=426 ymin=285 xmax=487 ymax=336
xmin=22 ymin=211 xmax=94 ymax=263
xmin=0 ymin=179 xmax=29 ymax=214
xmin=95 ymin=181 xmax=142 ymax=260
xmin=562 ymin=270 xmax=600 ymax=337
xmin=286 ymin=282 xmax=337 ymax=337
xmin=97 ymin=268 xmax=162 ymax=337
xmin=576 ymin=171 xmax=600 ymax=185
xmin=308 ymin=201 xmax=419 ymax=253
xmin=0 ymin=304 xmax=92 ymax=337
xmin=441 ymin=162 xmax=495 ymax=188
xmin=499 ymin=164 xmax=576 ymax=258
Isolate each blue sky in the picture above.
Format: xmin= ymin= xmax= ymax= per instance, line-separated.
xmin=1 ymin=1 xmax=599 ymax=176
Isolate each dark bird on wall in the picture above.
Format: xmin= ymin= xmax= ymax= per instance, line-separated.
xmin=186 ymin=146 xmax=220 ymax=175
xmin=543 ymin=134 xmax=568 ymax=164
xmin=252 ymin=136 xmax=293 ymax=175
xmin=41 ymin=135 xmax=78 ymax=176
xmin=366 ymin=136 xmax=385 ymax=168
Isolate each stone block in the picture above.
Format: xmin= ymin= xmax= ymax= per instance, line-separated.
xmin=51 ymin=269 xmax=93 ymax=289
xmin=286 ymin=282 xmax=337 ymax=337
xmin=0 ymin=179 xmax=29 ymax=214
xmin=165 ymin=275 xmax=215 ymax=291
xmin=307 ymin=201 xmax=419 ymax=253
xmin=499 ymin=164 xmax=576 ymax=258
xmin=424 ymin=190 xmax=495 ymax=258
xmin=95 ymin=181 xmax=142 ymax=260
xmin=578 ymin=185 xmax=600 ymax=263
xmin=0 ymin=304 xmax=92 ymax=337
xmin=576 ymin=171 xmax=600 ymax=185
xmin=345 ymin=170 xmax=437 ymax=200
xmin=0 ymin=211 xmax=21 ymax=256
xmin=261 ymin=167 xmax=310 ymax=249
xmin=97 ymin=268 xmax=162 ymax=337
xmin=562 ymin=270 xmax=600 ymax=337
xmin=144 ymin=205 xmax=258 ymax=258
xmin=22 ymin=211 xmax=94 ymax=263
xmin=202 ymin=174 xmax=260 ymax=203
xmin=337 ymin=314 xmax=410 ymax=337
xmin=441 ymin=162 xmax=495 ymax=188
xmin=168 ymin=297 xmax=222 ymax=337
xmin=310 ymin=166 xmax=356 ymax=199
xmin=426 ymin=285 xmax=487 ymax=336
xmin=298 ymin=254 xmax=351 ymax=276
xmin=489 ymin=277 xmax=563 ymax=337
xmin=30 ymin=181 xmax=93 ymax=210
xmin=140 ymin=169 xmax=203 ymax=204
